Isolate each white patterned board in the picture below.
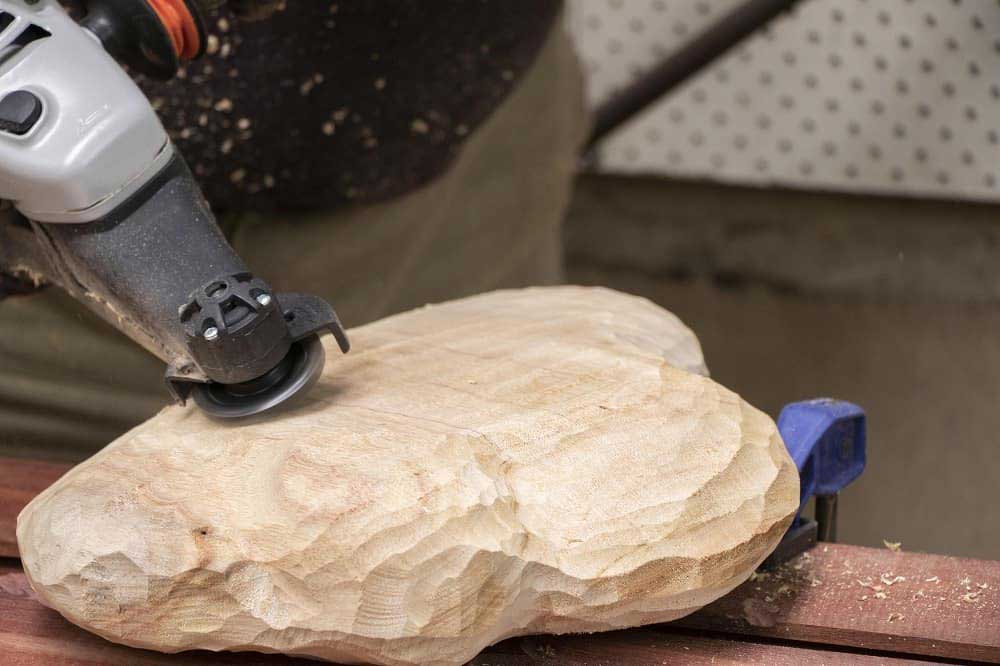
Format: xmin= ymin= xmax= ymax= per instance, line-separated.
xmin=566 ymin=0 xmax=1000 ymax=202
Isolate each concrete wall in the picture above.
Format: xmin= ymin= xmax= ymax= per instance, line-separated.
xmin=566 ymin=175 xmax=1000 ymax=559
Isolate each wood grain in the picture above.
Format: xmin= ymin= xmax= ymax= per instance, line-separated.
xmin=3 ymin=289 xmax=998 ymax=664
xmin=0 ymin=564 xmax=921 ymax=665
xmin=0 ymin=457 xmax=72 ymax=558
xmin=16 ymin=287 xmax=798 ymax=665
xmin=2 ymin=455 xmax=998 ymax=664
xmin=0 ymin=563 xmax=310 ymax=665
xmin=674 ymin=542 xmax=1000 ymax=663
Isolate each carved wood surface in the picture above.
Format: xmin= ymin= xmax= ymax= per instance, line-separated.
xmin=16 ymin=287 xmax=797 ymax=665
xmin=2 ymin=467 xmax=999 ymax=660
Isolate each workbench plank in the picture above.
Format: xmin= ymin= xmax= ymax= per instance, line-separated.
xmin=0 ymin=457 xmax=73 ymax=558
xmin=673 ymin=543 xmax=1000 ymax=664
xmin=0 ymin=565 xmax=918 ymax=666
xmin=474 ymin=632 xmax=923 ymax=665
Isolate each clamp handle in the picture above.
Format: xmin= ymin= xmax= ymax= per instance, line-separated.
xmin=762 ymin=398 xmax=866 ymax=568
xmin=779 ymin=398 xmax=866 ymax=539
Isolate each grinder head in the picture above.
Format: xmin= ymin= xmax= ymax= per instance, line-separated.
xmin=191 ymin=334 xmax=327 ymax=418
xmin=175 ymin=275 xmax=350 ymax=418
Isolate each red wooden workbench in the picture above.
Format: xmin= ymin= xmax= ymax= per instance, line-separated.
xmin=1 ymin=456 xmax=998 ymax=665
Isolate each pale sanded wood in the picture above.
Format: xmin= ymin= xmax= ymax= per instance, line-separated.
xmin=0 ymin=562 xmax=919 ymax=666
xmin=0 ymin=562 xmax=915 ymax=666
xmin=17 ymin=287 xmax=797 ymax=666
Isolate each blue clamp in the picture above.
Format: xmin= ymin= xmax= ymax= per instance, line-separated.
xmin=763 ymin=398 xmax=866 ymax=567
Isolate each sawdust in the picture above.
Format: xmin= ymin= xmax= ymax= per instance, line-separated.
xmin=854 ymin=575 xmax=901 ymax=601
xmin=880 ymin=574 xmax=906 ymax=586
xmin=735 ymin=545 xmax=998 ymax=643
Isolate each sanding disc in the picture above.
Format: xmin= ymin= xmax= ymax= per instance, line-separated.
xmin=191 ymin=334 xmax=325 ymax=418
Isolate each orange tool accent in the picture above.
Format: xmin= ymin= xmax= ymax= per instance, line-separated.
xmin=146 ymin=0 xmax=200 ymax=61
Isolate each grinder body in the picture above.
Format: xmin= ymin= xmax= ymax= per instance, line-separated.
xmin=0 ymin=0 xmax=348 ymax=416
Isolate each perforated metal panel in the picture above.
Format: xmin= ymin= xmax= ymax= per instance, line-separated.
xmin=567 ymin=0 xmax=1000 ymax=202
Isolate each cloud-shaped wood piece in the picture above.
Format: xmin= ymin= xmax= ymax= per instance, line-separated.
xmin=18 ymin=287 xmax=797 ymax=665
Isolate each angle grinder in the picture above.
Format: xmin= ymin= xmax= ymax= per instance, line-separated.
xmin=0 ymin=0 xmax=349 ymax=418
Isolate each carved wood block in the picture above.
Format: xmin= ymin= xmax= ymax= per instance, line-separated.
xmin=18 ymin=286 xmax=798 ymax=665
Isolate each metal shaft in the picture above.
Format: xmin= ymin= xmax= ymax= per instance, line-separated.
xmin=815 ymin=494 xmax=839 ymax=542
